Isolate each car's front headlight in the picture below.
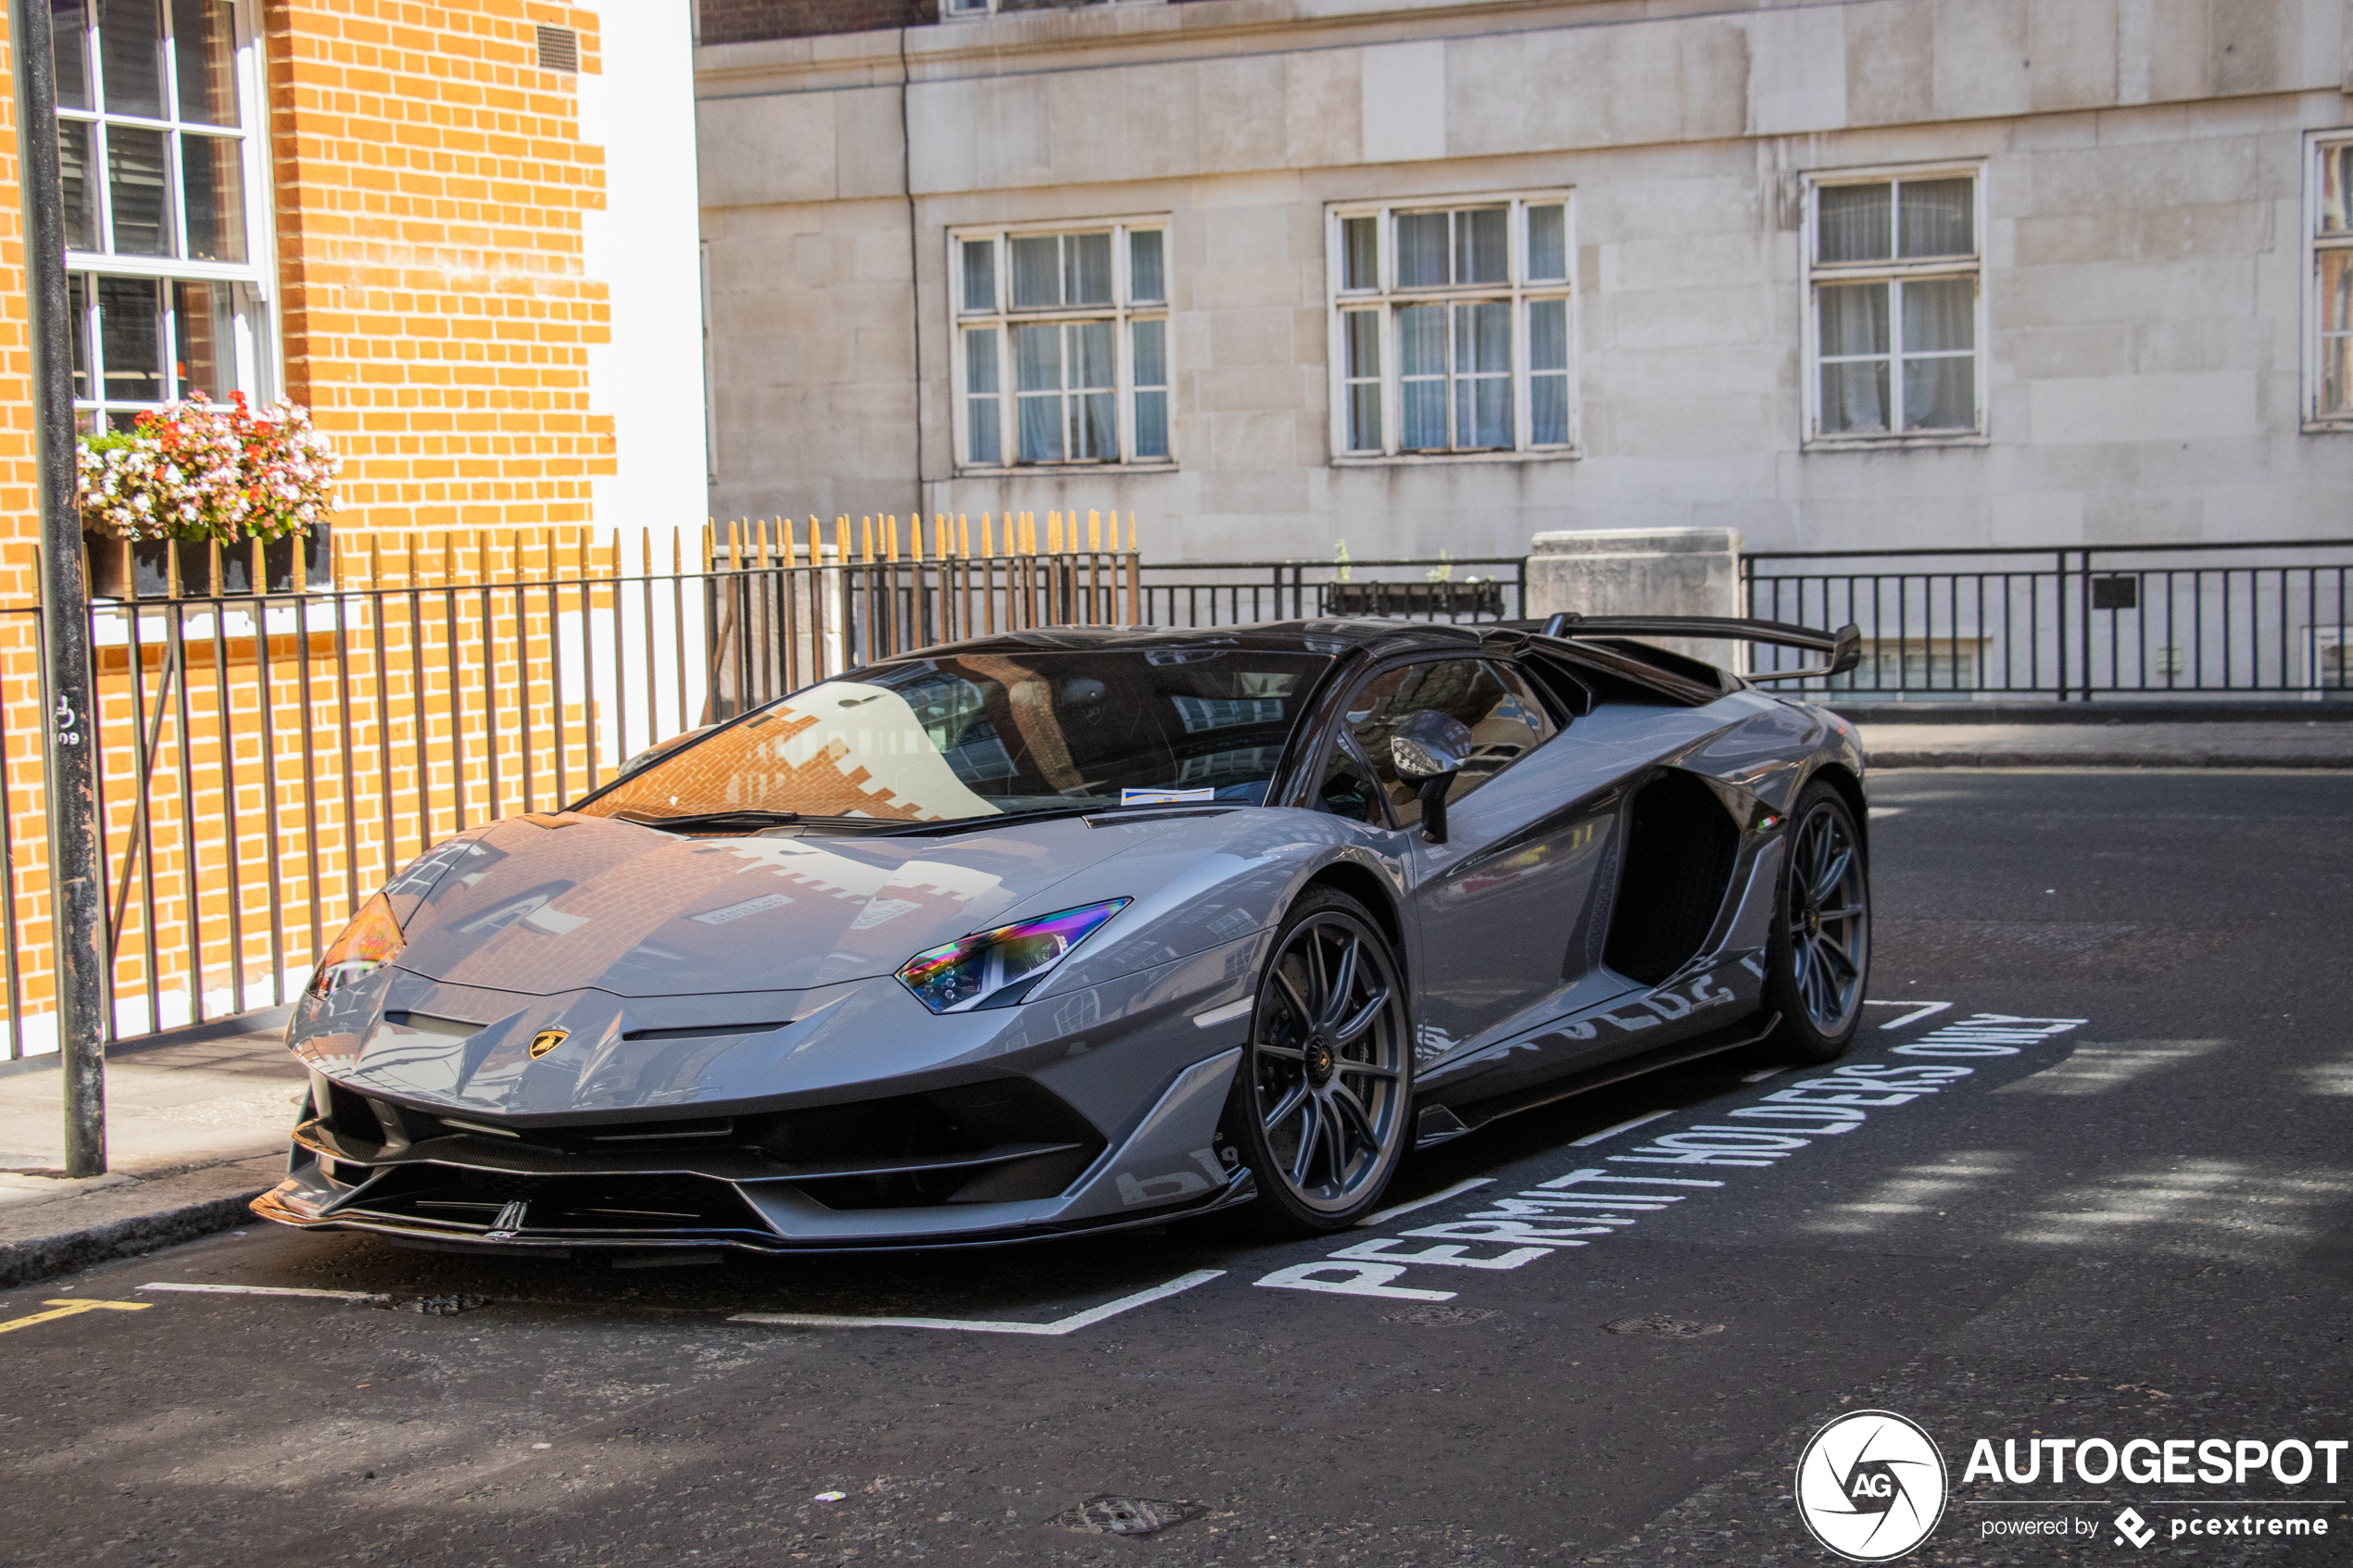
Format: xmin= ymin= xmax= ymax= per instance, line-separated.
xmin=895 ymin=898 xmax=1130 ymax=1015
xmin=308 ymin=893 xmax=406 ymax=997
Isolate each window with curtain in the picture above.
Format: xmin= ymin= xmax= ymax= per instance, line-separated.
xmin=950 ymin=220 xmax=1171 ymax=470
xmin=1806 ymin=171 xmax=1982 ymax=443
xmin=2310 ymin=136 xmax=2353 ymax=425
xmin=55 ymin=0 xmax=273 ymax=431
xmin=1327 ymin=194 xmax=1575 ymax=459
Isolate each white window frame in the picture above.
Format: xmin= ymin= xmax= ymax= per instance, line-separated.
xmin=1800 ymin=163 xmax=1987 ymax=450
xmin=1324 ymin=192 xmax=1579 ymax=465
xmin=58 ymin=0 xmax=279 ymax=431
xmin=948 ymin=216 xmax=1173 ymax=474
xmin=2304 ymin=129 xmax=2353 ymax=431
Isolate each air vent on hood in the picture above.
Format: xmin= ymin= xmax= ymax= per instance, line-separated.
xmin=383 ymin=1011 xmax=484 ymax=1038
xmin=621 ymin=1022 xmax=789 ymax=1043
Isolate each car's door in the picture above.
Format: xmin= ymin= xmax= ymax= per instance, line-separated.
xmin=1312 ymin=655 xmax=1618 ymax=1065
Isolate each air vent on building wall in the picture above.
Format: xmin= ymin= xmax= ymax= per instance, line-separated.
xmin=536 ymin=25 xmax=579 ymax=73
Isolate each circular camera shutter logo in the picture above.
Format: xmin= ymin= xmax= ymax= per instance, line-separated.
xmin=1793 ymin=1410 xmax=1947 ymax=1562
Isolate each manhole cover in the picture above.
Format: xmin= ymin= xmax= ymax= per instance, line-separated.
xmin=1050 ymin=1496 xmax=1204 ymax=1537
xmin=1604 ymin=1315 xmax=1723 ymax=1339
xmin=401 ymin=1295 xmax=489 ymax=1316
xmin=1382 ymin=1304 xmax=1500 ymax=1327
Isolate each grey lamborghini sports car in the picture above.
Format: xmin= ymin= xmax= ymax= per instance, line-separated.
xmin=257 ymin=613 xmax=1869 ymax=1251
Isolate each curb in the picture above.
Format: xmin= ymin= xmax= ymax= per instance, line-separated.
xmin=1868 ymin=749 xmax=2353 ymax=770
xmin=0 ymin=1187 xmax=265 ymax=1292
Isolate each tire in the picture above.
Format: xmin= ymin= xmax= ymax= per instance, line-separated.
xmin=1760 ymin=780 xmax=1871 ymax=1064
xmin=1223 ymin=888 xmax=1414 ymax=1234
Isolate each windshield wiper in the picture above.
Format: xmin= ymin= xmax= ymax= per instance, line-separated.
xmin=614 ymin=809 xmax=801 ymax=833
xmin=863 ymin=804 xmax=1120 ymax=836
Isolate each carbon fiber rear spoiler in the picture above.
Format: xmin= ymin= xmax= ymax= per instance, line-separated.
xmin=1525 ymin=612 xmax=1863 ymax=683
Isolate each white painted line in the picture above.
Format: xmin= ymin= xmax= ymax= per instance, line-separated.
xmin=1740 ymin=1066 xmax=1789 ymax=1084
xmin=1569 ymin=1110 xmax=1671 ymax=1147
xmin=140 ymin=1283 xmax=391 ymax=1303
xmin=1190 ymin=998 xmax=1252 ymax=1030
xmin=1865 ymin=999 xmax=1954 ymax=1030
xmin=1354 ymin=1176 xmax=1496 ymax=1228
xmin=729 ymin=1269 xmax=1225 ymax=1337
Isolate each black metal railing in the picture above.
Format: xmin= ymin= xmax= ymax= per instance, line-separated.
xmin=1743 ymin=540 xmax=2353 ymax=700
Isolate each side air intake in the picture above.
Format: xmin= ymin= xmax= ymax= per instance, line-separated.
xmin=1604 ymin=770 xmax=1741 ymax=985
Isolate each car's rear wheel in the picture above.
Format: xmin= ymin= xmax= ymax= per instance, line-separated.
xmin=1226 ymin=888 xmax=1412 ymax=1233
xmin=1761 ymin=780 xmax=1870 ymax=1063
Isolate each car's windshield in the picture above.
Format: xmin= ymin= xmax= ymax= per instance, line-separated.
xmin=579 ymin=647 xmax=1334 ymax=824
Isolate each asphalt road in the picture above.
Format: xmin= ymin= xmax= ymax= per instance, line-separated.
xmin=5 ymin=771 xmax=2351 ymax=1568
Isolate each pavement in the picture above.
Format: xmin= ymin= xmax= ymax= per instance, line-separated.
xmin=1850 ymin=717 xmax=2353 ymax=770
xmin=2 ymin=769 xmax=2347 ymax=1567
xmin=0 ymin=716 xmax=2344 ymax=1298
xmin=0 ymin=1029 xmax=300 ymax=1288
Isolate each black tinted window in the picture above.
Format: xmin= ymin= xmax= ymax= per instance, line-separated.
xmin=1313 ymin=734 xmax=1386 ymax=825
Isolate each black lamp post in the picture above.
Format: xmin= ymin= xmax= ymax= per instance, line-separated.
xmin=13 ymin=0 xmax=109 ymax=1175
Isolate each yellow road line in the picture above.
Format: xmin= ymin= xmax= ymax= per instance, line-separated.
xmin=0 ymin=1299 xmax=154 ymax=1336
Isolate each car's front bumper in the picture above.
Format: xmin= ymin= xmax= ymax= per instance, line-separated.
xmin=250 ymin=1155 xmax=1259 ymax=1255
xmin=254 ymin=1037 xmax=1257 ymax=1254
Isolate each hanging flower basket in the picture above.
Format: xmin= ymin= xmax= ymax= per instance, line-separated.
xmin=78 ymin=393 xmax=341 ymax=600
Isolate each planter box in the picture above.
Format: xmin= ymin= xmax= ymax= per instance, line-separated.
xmin=1323 ymin=580 xmax=1505 ymax=619
xmin=85 ymin=530 xmax=330 ymax=600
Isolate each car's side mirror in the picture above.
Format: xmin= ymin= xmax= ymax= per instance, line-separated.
xmin=1390 ymin=710 xmax=1474 ymax=845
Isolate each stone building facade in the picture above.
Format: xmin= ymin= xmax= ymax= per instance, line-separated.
xmin=695 ymin=0 xmax=2353 ymax=561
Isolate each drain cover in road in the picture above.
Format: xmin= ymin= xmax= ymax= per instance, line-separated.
xmin=1383 ymin=1304 xmax=1500 ymax=1326
xmin=1603 ymin=1315 xmax=1723 ymax=1339
xmin=1051 ymin=1496 xmax=1204 ymax=1536
xmin=401 ymin=1295 xmax=490 ymax=1316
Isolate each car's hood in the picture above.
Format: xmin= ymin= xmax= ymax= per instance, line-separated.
xmin=389 ymin=810 xmax=1169 ymax=997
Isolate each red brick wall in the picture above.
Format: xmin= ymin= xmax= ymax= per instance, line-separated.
xmin=264 ymin=0 xmax=617 ymax=536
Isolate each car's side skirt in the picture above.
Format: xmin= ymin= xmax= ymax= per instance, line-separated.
xmin=1411 ymin=1009 xmax=1780 ymax=1149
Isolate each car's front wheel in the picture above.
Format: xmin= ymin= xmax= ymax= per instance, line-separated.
xmin=1226 ymin=888 xmax=1413 ymax=1233
xmin=1761 ymin=779 xmax=1871 ymax=1063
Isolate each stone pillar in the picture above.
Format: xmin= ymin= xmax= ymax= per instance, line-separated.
xmin=1526 ymin=528 xmax=1744 ymax=671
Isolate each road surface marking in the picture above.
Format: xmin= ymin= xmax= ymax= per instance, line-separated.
xmin=141 ymin=1283 xmax=391 ymax=1304
xmin=1866 ymin=999 xmax=1953 ymax=1030
xmin=1569 ymin=1110 xmax=1671 ymax=1147
xmin=1264 ymin=1011 xmax=2091 ymax=1304
xmin=0 ymin=1298 xmax=152 ymax=1336
xmin=731 ymin=1269 xmax=1225 ymax=1336
xmin=1355 ymin=1177 xmax=1496 ymax=1227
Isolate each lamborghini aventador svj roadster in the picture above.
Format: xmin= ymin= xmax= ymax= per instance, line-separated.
xmin=257 ymin=614 xmax=1870 ymax=1252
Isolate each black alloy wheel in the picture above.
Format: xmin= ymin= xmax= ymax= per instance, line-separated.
xmin=1227 ymin=888 xmax=1412 ymax=1232
xmin=1763 ymin=780 xmax=1870 ymax=1063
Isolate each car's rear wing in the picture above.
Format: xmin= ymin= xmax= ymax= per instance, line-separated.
xmin=1520 ymin=612 xmax=1863 ymax=684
